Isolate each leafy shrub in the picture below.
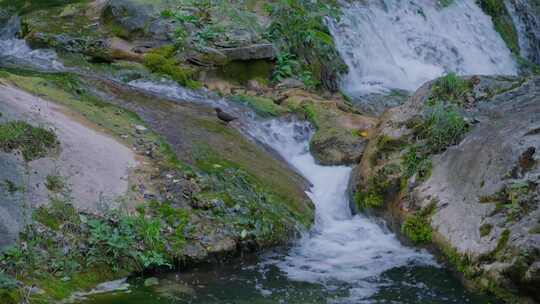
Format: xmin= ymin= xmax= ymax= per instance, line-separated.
xmin=272 ymin=53 xmax=296 ymax=82
xmin=0 ymin=121 xmax=58 ymax=161
xmin=401 ymin=214 xmax=432 ymax=244
xmin=266 ymin=0 xmax=347 ymax=91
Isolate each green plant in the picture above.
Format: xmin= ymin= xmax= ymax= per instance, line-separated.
xmin=402 ymin=146 xmax=432 ymax=181
xmin=477 ymin=0 xmax=519 ymax=54
xmin=419 ymin=102 xmax=469 ymax=153
xmin=430 ymin=73 xmax=472 ymax=104
xmin=266 ymin=0 xmax=347 ymax=91
xmin=2 ymin=180 xmax=20 ymax=194
xmin=401 ymin=203 xmax=436 ymax=244
xmin=45 ymin=175 xmax=64 ymax=193
xmin=479 ymin=223 xmax=493 ymax=237
xmin=401 ymin=214 xmax=432 ymax=244
xmin=0 ymin=121 xmax=58 ymax=161
xmin=439 ymin=0 xmax=454 ymax=7
xmin=272 ymin=53 xmax=295 ymax=82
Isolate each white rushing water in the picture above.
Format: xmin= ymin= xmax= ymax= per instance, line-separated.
xmin=247 ymin=119 xmax=435 ymax=301
xmin=329 ymin=0 xmax=518 ymax=95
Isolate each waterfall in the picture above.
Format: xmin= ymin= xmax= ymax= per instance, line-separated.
xmin=329 ymin=0 xmax=518 ymax=96
xmin=247 ymin=119 xmax=434 ymax=301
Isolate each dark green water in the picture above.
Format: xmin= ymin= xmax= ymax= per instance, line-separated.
xmin=80 ymin=252 xmax=499 ymax=304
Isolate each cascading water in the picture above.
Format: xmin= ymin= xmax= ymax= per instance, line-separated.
xmin=329 ymin=0 xmax=518 ymax=95
xmin=247 ymin=119 xmax=434 ymax=301
xmin=0 ymin=13 xmax=499 ymax=303
xmin=0 ymin=16 xmax=63 ymax=71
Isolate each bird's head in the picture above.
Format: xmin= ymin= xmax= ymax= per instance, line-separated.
xmin=214 ymin=107 xmax=222 ymax=113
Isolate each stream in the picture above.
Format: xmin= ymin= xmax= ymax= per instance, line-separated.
xmin=0 ymin=1 xmax=516 ymax=302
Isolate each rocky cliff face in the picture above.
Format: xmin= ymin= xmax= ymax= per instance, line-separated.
xmin=350 ymin=75 xmax=540 ymax=302
xmin=506 ymin=0 xmax=540 ymax=65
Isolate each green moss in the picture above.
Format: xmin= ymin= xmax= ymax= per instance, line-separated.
xmin=230 ymin=95 xmax=283 ymax=117
xmin=143 ymin=47 xmax=200 ymax=89
xmin=217 ymin=60 xmax=273 ymax=85
xmin=32 ymin=199 xmax=79 ymax=230
xmin=530 ymin=224 xmax=540 ymax=234
xmin=479 ymin=223 xmax=493 ymax=237
xmin=0 ymin=121 xmax=58 ymax=161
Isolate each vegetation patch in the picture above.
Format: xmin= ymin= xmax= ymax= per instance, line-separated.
xmin=479 ymin=223 xmax=493 ymax=237
xmin=0 ymin=121 xmax=58 ymax=161
xmin=401 ymin=203 xmax=436 ymax=244
xmin=429 ymin=73 xmax=472 ymax=105
xmin=267 ymin=0 xmax=347 ymax=91
xmin=45 ymin=175 xmax=65 ymax=193
xmin=355 ymin=165 xmax=400 ymax=210
xmin=477 ymin=0 xmax=520 ymax=54
xmin=143 ymin=46 xmax=201 ymax=89
xmin=1 ymin=198 xmax=190 ymax=303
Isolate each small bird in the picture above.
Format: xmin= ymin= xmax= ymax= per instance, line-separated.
xmin=215 ymin=108 xmax=238 ymax=124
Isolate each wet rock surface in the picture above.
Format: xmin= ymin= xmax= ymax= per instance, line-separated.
xmin=351 ymin=75 xmax=540 ymax=301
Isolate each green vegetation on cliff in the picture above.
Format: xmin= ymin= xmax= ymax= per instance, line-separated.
xmin=267 ymin=0 xmax=347 ymax=91
xmin=476 ymin=0 xmax=520 ymax=54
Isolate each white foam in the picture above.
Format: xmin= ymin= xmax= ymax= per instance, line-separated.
xmin=329 ymin=0 xmax=518 ymax=95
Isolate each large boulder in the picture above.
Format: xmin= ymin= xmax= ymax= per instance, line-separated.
xmin=351 ymin=75 xmax=540 ymax=301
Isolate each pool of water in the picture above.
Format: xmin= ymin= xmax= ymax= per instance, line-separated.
xmin=80 ymin=251 xmax=499 ymax=304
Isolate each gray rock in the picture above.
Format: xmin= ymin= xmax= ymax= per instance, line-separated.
xmin=220 ymin=43 xmax=275 ymax=61
xmin=354 ymin=75 xmax=540 ymax=300
xmin=101 ymin=0 xmax=154 ymax=38
xmin=346 ymin=89 xmax=410 ymax=117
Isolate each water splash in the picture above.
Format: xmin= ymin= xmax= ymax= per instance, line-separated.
xmin=329 ymin=0 xmax=518 ymax=95
xmin=247 ymin=118 xmax=435 ymax=300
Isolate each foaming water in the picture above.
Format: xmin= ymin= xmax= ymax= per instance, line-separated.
xmin=247 ymin=119 xmax=434 ymax=300
xmin=329 ymin=0 xmax=518 ymax=95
